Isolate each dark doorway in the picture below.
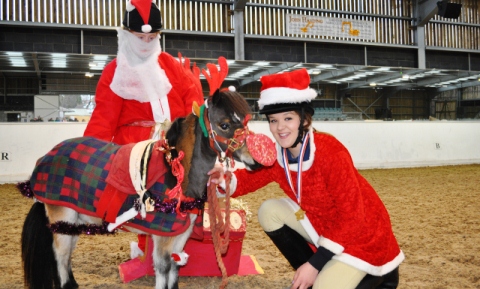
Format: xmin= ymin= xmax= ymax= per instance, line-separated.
xmin=6 ymin=113 xmax=21 ymax=122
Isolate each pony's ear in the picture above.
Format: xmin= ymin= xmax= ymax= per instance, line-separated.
xmin=210 ymin=89 xmax=221 ymax=106
xmin=192 ymin=101 xmax=201 ymax=116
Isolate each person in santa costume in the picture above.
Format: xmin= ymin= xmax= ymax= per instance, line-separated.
xmin=210 ymin=68 xmax=404 ymax=289
xmin=84 ymin=0 xmax=204 ymax=258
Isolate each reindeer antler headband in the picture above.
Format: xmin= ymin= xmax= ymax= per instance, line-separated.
xmin=202 ymin=56 xmax=229 ymax=97
xmin=195 ymin=57 xmax=230 ymax=137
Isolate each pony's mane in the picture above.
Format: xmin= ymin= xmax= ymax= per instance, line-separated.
xmin=212 ymin=90 xmax=252 ymax=120
xmin=164 ymin=115 xmax=197 ymax=194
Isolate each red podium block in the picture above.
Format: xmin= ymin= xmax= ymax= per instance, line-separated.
xmin=118 ymin=206 xmax=247 ymax=282
xmin=118 ymin=238 xmax=155 ymax=283
xmin=178 ymin=208 xmax=246 ymax=276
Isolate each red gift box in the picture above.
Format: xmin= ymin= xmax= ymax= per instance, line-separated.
xmin=178 ymin=205 xmax=247 ymax=277
xmin=118 ymin=203 xmax=247 ymax=282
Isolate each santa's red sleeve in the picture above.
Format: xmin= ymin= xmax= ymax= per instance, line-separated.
xmin=159 ymin=53 xmax=204 ymax=119
xmin=84 ymin=60 xmax=123 ymax=142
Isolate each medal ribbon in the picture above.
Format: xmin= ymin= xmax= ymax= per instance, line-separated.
xmin=282 ymin=133 xmax=310 ymax=205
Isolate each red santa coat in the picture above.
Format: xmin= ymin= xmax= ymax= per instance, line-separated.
xmin=232 ymin=130 xmax=404 ymax=276
xmin=84 ymin=52 xmax=203 ymax=144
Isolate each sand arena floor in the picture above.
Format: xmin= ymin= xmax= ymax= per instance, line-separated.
xmin=1 ymin=164 xmax=479 ymax=289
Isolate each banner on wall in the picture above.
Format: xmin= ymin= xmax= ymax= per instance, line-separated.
xmin=286 ymin=13 xmax=375 ymax=41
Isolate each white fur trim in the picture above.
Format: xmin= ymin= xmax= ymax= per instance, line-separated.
xmin=107 ymin=207 xmax=139 ymax=232
xmin=282 ymin=196 xmax=404 ymax=276
xmin=317 ymin=236 xmax=345 ymax=254
xmin=130 ymin=241 xmax=145 ymax=259
xmin=334 ymin=251 xmax=405 ymax=276
xmin=142 ymin=24 xmax=152 ymax=33
xmin=171 ymin=251 xmax=189 ymax=266
xmin=258 ymin=87 xmax=317 ymax=109
xmin=126 ymin=0 xmax=135 ymax=12
xmin=281 ymin=198 xmax=320 ymax=246
xmin=228 ymin=85 xmax=236 ymax=92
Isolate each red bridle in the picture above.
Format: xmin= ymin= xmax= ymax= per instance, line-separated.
xmin=202 ymin=108 xmax=252 ymax=165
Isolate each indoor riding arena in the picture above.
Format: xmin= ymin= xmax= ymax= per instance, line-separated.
xmin=1 ymin=0 xmax=480 ymax=289
xmin=0 ymin=121 xmax=479 ymax=289
xmin=0 ymin=162 xmax=479 ymax=289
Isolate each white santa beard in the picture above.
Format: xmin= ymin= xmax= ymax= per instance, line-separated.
xmin=110 ymin=29 xmax=172 ymax=122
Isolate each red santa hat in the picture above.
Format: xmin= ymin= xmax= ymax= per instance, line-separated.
xmin=123 ymin=0 xmax=162 ymax=33
xmin=258 ymin=68 xmax=317 ymax=115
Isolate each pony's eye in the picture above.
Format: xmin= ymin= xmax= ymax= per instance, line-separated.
xmin=219 ymin=123 xmax=230 ymax=130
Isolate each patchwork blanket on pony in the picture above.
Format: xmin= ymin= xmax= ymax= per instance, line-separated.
xmin=30 ymin=137 xmax=204 ymax=236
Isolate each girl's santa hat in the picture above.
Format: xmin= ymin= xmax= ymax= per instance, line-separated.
xmin=258 ymin=68 xmax=317 ymax=115
xmin=123 ymin=0 xmax=162 ymax=33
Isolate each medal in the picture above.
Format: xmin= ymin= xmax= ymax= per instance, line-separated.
xmin=295 ymin=208 xmax=306 ymax=221
xmin=282 ymin=133 xmax=309 ymax=220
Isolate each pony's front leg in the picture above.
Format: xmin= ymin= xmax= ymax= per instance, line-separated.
xmin=151 ymin=235 xmax=175 ymax=289
xmin=169 ymin=214 xmax=198 ymax=289
xmin=152 ymin=214 xmax=198 ymax=289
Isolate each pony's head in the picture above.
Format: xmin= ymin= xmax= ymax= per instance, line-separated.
xmin=197 ymin=56 xmax=273 ymax=171
xmin=165 ymin=56 xmax=274 ymax=198
xmin=202 ymin=88 xmax=264 ymax=171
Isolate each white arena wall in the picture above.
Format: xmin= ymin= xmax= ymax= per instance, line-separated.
xmin=1 ymin=121 xmax=479 ymax=184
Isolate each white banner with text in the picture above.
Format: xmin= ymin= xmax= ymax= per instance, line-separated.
xmin=286 ymin=14 xmax=375 ymax=41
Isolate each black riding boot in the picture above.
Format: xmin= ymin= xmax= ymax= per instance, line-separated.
xmin=264 ymin=225 xmax=314 ymax=270
xmin=377 ymin=267 xmax=399 ymax=289
xmin=355 ymin=267 xmax=400 ymax=289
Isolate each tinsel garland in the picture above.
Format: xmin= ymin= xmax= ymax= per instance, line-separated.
xmin=17 ymin=181 xmax=34 ymax=198
xmin=151 ymin=192 xmax=207 ymax=214
xmin=49 ymin=221 xmax=116 ymax=235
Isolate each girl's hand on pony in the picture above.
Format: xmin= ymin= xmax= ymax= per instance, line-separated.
xmin=291 ymin=262 xmax=318 ymax=289
xmin=207 ymin=163 xmax=225 ymax=186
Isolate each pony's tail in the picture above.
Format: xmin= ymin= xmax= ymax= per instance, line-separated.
xmin=21 ymin=202 xmax=60 ymax=289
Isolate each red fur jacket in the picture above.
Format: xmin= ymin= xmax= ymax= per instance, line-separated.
xmin=232 ymin=130 xmax=404 ymax=275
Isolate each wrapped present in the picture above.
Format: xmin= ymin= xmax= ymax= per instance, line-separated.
xmin=178 ymin=202 xmax=247 ymax=277
xmin=118 ymin=200 xmax=248 ymax=282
